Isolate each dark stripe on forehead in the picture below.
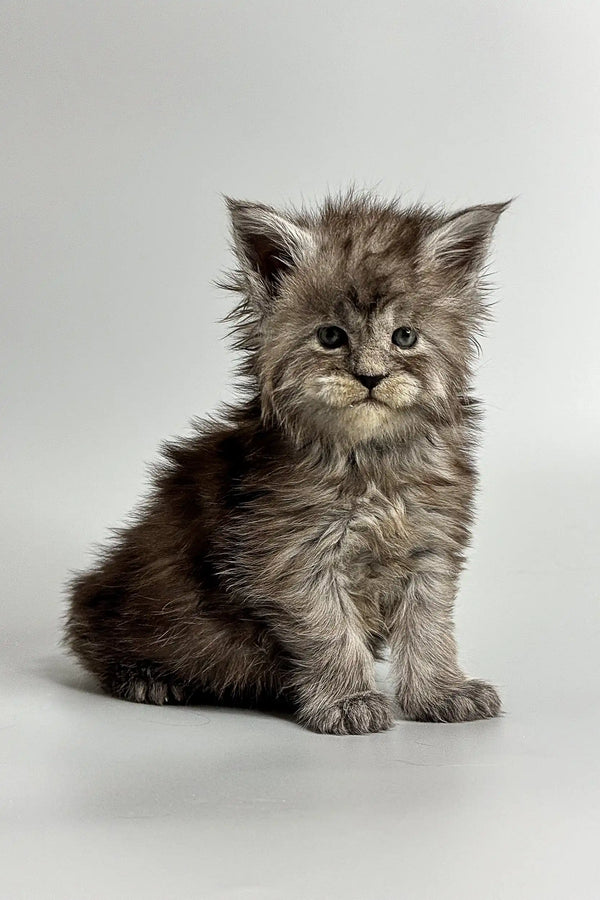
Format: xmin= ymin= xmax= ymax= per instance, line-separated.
xmin=365 ymin=297 xmax=380 ymax=318
xmin=356 ymin=289 xmax=398 ymax=316
xmin=331 ymin=282 xmax=399 ymax=322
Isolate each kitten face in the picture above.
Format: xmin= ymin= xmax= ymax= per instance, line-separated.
xmin=226 ymin=194 xmax=507 ymax=446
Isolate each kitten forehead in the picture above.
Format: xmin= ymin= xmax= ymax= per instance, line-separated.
xmin=346 ymin=285 xmax=404 ymax=314
xmin=328 ymin=289 xmax=406 ymax=327
xmin=301 ymin=256 xmax=416 ymax=325
xmin=291 ymin=198 xmax=435 ymax=315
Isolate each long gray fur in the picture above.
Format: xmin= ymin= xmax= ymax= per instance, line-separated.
xmin=65 ymin=190 xmax=507 ymax=734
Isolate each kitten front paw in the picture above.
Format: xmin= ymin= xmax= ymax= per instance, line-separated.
xmin=302 ymin=691 xmax=395 ymax=735
xmin=401 ymin=679 xmax=502 ymax=723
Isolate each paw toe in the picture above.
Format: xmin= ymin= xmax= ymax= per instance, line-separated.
xmin=304 ymin=691 xmax=394 ymax=735
xmin=404 ymin=679 xmax=502 ymax=723
xmin=106 ymin=663 xmax=187 ymax=706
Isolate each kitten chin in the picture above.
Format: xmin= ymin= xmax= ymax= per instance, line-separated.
xmin=326 ymin=402 xmax=405 ymax=444
xmin=65 ymin=191 xmax=507 ymax=734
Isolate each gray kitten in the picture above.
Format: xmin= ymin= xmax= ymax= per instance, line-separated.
xmin=65 ymin=191 xmax=508 ymax=734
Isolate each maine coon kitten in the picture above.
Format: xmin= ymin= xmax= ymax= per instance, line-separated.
xmin=65 ymin=192 xmax=508 ymax=735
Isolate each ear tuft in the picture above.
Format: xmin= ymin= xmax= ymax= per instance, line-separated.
xmin=421 ymin=201 xmax=510 ymax=280
xmin=226 ymin=198 xmax=313 ymax=289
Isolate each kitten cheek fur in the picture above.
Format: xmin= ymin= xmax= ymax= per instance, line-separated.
xmin=64 ymin=191 xmax=508 ymax=734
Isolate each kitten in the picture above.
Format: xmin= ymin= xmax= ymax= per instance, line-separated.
xmin=65 ymin=191 xmax=508 ymax=734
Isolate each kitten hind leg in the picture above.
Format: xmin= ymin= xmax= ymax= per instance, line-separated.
xmin=102 ymin=661 xmax=190 ymax=706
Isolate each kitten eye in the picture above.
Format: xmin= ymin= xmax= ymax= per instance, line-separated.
xmin=392 ymin=326 xmax=418 ymax=349
xmin=317 ymin=325 xmax=348 ymax=349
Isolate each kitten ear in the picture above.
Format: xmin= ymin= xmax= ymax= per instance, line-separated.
xmin=226 ymin=198 xmax=314 ymax=291
xmin=421 ymin=202 xmax=510 ymax=281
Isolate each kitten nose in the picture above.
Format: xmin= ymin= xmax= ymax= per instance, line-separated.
xmin=355 ymin=373 xmax=387 ymax=390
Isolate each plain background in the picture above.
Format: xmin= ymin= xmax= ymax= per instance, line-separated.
xmin=2 ymin=1 xmax=599 ymax=898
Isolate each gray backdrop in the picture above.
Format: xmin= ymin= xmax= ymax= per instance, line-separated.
xmin=2 ymin=2 xmax=599 ymax=898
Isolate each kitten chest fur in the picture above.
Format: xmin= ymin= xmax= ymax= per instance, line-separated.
xmin=226 ymin=438 xmax=451 ymax=650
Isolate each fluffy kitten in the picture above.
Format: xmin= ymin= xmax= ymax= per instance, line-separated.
xmin=65 ymin=191 xmax=508 ymax=734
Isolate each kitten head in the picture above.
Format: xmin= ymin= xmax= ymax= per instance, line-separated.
xmin=225 ymin=192 xmax=508 ymax=447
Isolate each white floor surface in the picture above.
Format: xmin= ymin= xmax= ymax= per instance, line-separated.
xmin=2 ymin=563 xmax=598 ymax=900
